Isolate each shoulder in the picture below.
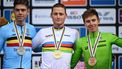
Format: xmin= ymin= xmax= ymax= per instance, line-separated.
xmin=37 ymin=27 xmax=52 ymax=33
xmin=0 ymin=23 xmax=13 ymax=31
xmin=101 ymin=32 xmax=116 ymax=36
xmin=26 ymin=23 xmax=35 ymax=28
xmin=40 ymin=27 xmax=51 ymax=31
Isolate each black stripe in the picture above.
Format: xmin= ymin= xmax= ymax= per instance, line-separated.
xmin=98 ymin=44 xmax=106 ymax=47
xmin=99 ymin=40 xmax=106 ymax=43
xmin=7 ymin=36 xmax=32 ymax=41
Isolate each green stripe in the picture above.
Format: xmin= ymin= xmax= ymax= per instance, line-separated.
xmin=42 ymin=49 xmax=73 ymax=53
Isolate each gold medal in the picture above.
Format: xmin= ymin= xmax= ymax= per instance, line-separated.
xmin=88 ymin=57 xmax=97 ymax=66
xmin=53 ymin=50 xmax=62 ymax=59
xmin=17 ymin=46 xmax=25 ymax=55
xmin=52 ymin=27 xmax=65 ymax=59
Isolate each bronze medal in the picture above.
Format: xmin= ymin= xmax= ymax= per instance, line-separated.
xmin=87 ymin=32 xmax=101 ymax=66
xmin=88 ymin=57 xmax=97 ymax=66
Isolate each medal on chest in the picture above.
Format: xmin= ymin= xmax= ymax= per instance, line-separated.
xmin=52 ymin=27 xmax=65 ymax=59
xmin=88 ymin=57 xmax=97 ymax=66
xmin=17 ymin=46 xmax=25 ymax=55
xmin=88 ymin=32 xmax=101 ymax=66
xmin=53 ymin=50 xmax=62 ymax=59
xmin=14 ymin=22 xmax=26 ymax=56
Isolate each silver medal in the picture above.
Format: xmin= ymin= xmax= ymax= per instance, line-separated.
xmin=17 ymin=46 xmax=25 ymax=55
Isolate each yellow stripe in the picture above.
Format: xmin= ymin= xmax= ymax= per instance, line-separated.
xmin=6 ymin=40 xmax=31 ymax=43
xmin=42 ymin=47 xmax=73 ymax=53
xmin=43 ymin=47 xmax=72 ymax=50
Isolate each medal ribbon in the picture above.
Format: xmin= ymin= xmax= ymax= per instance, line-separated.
xmin=52 ymin=27 xmax=65 ymax=50
xmin=88 ymin=32 xmax=101 ymax=57
xmin=13 ymin=21 xmax=26 ymax=47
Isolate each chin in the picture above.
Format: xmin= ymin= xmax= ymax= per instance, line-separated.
xmin=89 ymin=30 xmax=96 ymax=32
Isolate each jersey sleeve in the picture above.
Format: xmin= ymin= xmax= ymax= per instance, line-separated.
xmin=111 ymin=34 xmax=122 ymax=47
xmin=0 ymin=28 xmax=6 ymax=52
xmin=32 ymin=29 xmax=43 ymax=52
xmin=71 ymin=38 xmax=83 ymax=69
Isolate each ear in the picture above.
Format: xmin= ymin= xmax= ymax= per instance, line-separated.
xmin=27 ymin=9 xmax=30 ymax=13
xmin=13 ymin=9 xmax=15 ymax=13
xmin=50 ymin=13 xmax=52 ymax=18
xmin=97 ymin=17 xmax=100 ymax=24
xmin=65 ymin=13 xmax=68 ymax=18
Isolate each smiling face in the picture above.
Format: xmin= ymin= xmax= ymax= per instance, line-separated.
xmin=82 ymin=9 xmax=100 ymax=32
xmin=14 ymin=4 xmax=29 ymax=23
xmin=51 ymin=7 xmax=67 ymax=28
xmin=84 ymin=15 xmax=100 ymax=32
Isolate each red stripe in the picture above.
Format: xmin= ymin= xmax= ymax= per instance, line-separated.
xmin=7 ymin=43 xmax=32 ymax=47
xmin=61 ymin=44 xmax=73 ymax=47
xmin=44 ymin=44 xmax=54 ymax=47
xmin=44 ymin=44 xmax=73 ymax=48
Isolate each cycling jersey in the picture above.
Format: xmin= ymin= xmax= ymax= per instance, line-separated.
xmin=33 ymin=26 xmax=79 ymax=69
xmin=71 ymin=31 xmax=122 ymax=69
xmin=0 ymin=22 xmax=36 ymax=69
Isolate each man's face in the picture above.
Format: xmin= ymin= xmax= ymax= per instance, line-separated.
xmin=51 ymin=7 xmax=67 ymax=26
xmin=14 ymin=4 xmax=29 ymax=22
xmin=84 ymin=15 xmax=100 ymax=32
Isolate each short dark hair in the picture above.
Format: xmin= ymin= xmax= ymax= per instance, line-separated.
xmin=14 ymin=0 xmax=29 ymax=8
xmin=82 ymin=8 xmax=99 ymax=22
xmin=51 ymin=3 xmax=66 ymax=14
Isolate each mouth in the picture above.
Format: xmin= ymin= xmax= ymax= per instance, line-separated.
xmin=17 ymin=16 xmax=23 ymax=19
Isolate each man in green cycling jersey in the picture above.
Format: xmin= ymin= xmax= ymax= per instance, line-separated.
xmin=71 ymin=8 xmax=122 ymax=69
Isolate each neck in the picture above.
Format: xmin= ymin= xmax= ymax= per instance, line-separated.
xmin=53 ymin=24 xmax=64 ymax=29
xmin=89 ymin=31 xmax=99 ymax=38
xmin=15 ymin=20 xmax=25 ymax=26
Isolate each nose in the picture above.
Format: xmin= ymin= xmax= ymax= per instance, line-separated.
xmin=19 ymin=10 xmax=22 ymax=14
xmin=57 ymin=14 xmax=60 ymax=18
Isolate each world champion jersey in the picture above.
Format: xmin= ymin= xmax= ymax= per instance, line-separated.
xmin=71 ymin=31 xmax=122 ymax=69
xmin=0 ymin=22 xmax=36 ymax=69
xmin=32 ymin=26 xmax=79 ymax=69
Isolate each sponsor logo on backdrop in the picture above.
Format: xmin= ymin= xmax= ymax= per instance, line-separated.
xmin=32 ymin=0 xmax=58 ymax=6
xmin=32 ymin=9 xmax=86 ymax=25
xmin=96 ymin=9 xmax=116 ymax=24
xmin=67 ymin=11 xmax=82 ymax=20
xmin=3 ymin=0 xmax=14 ymax=7
xmin=61 ymin=0 xmax=87 ymax=6
xmin=65 ymin=9 xmax=86 ymax=24
xmin=119 ymin=9 xmax=122 ymax=24
xmin=32 ymin=9 xmax=52 ymax=25
xmin=90 ymin=0 xmax=116 ymax=6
